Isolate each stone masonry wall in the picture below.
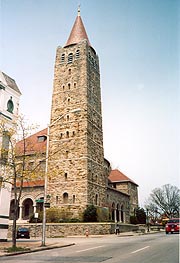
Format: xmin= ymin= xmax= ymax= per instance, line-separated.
xmin=8 ymin=222 xmax=138 ymax=238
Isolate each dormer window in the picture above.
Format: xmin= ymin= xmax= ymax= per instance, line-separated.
xmin=68 ymin=53 xmax=73 ymax=63
xmin=37 ymin=135 xmax=47 ymax=142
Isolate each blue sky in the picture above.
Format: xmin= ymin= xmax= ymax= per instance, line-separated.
xmin=0 ymin=0 xmax=179 ymax=206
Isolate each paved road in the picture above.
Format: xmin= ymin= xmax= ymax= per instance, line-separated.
xmin=0 ymin=232 xmax=179 ymax=263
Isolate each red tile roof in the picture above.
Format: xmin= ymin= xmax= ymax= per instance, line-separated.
xmin=15 ymin=180 xmax=44 ymax=188
xmin=16 ymin=128 xmax=47 ymax=155
xmin=108 ymin=169 xmax=138 ymax=186
xmin=65 ymin=11 xmax=91 ymax=47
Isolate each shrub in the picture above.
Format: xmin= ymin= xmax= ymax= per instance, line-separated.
xmin=83 ymin=205 xmax=97 ymax=222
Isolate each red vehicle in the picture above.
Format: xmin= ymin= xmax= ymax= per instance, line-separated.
xmin=165 ymin=218 xmax=179 ymax=234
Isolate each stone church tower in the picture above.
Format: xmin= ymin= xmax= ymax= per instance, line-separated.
xmin=47 ymin=9 xmax=106 ymax=219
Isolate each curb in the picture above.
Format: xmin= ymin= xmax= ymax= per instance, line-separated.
xmin=0 ymin=243 xmax=75 ymax=257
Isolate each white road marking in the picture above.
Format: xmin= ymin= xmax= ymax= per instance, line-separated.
xmin=76 ymin=245 xmax=104 ymax=253
xmin=131 ymin=246 xmax=150 ymax=254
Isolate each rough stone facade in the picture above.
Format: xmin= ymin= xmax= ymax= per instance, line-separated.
xmin=8 ymin=222 xmax=138 ymax=238
xmin=115 ymin=182 xmax=138 ymax=215
xmin=47 ymin=39 xmax=106 ymax=219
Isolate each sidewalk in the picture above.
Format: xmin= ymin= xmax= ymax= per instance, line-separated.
xmin=0 ymin=231 xmax=162 ymax=257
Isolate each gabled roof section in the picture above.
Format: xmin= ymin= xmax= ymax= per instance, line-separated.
xmin=16 ymin=128 xmax=47 ymax=155
xmin=109 ymin=169 xmax=138 ymax=186
xmin=0 ymin=71 xmax=21 ymax=94
xmin=64 ymin=8 xmax=91 ymax=47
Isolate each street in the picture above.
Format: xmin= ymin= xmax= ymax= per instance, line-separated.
xmin=0 ymin=232 xmax=179 ymax=263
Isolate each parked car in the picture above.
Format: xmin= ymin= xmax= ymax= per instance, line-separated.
xmin=165 ymin=218 xmax=179 ymax=234
xmin=17 ymin=227 xmax=30 ymax=239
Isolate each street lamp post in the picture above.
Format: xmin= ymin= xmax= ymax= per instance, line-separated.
xmin=41 ymin=108 xmax=81 ymax=246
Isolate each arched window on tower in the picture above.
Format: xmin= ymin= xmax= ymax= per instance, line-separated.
xmin=76 ymin=49 xmax=80 ymax=59
xmin=63 ymin=193 xmax=68 ymax=204
xmin=61 ymin=54 xmax=65 ymax=63
xmin=65 ymin=151 xmax=69 ymax=158
xmin=68 ymin=53 xmax=73 ymax=63
xmin=64 ymin=172 xmax=68 ymax=180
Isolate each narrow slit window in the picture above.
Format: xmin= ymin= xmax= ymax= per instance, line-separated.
xmin=65 ymin=172 xmax=68 ymax=180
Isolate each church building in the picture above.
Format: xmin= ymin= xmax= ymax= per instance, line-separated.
xmin=11 ymin=10 xmax=138 ymax=223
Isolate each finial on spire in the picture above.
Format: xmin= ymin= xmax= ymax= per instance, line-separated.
xmin=78 ymin=4 xmax=81 ymax=16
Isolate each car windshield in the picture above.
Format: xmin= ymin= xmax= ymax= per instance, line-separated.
xmin=18 ymin=228 xmax=28 ymax=231
xmin=168 ymin=219 xmax=179 ymax=223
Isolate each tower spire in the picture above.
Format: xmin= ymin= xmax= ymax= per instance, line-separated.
xmin=64 ymin=9 xmax=91 ymax=47
xmin=78 ymin=5 xmax=80 ymax=16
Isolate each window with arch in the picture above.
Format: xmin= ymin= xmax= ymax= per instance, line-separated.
xmin=61 ymin=53 xmax=65 ymax=63
xmin=68 ymin=83 xmax=71 ymax=89
xmin=67 ymin=115 xmax=69 ymax=121
xmin=56 ymin=196 xmax=59 ymax=204
xmin=68 ymin=68 xmax=71 ymax=75
xmin=63 ymin=192 xmax=68 ymax=203
xmin=7 ymin=96 xmax=14 ymax=113
xmin=68 ymin=53 xmax=73 ymax=63
xmin=73 ymin=195 xmax=75 ymax=204
xmin=95 ymin=194 xmax=98 ymax=205
xmin=64 ymin=172 xmax=68 ymax=180
xmin=74 ymin=83 xmax=76 ymax=88
xmin=66 ymin=131 xmax=69 ymax=138
xmin=62 ymin=85 xmax=65 ymax=91
xmin=76 ymin=49 xmax=80 ymax=59
xmin=65 ymin=151 xmax=69 ymax=158
xmin=67 ymin=97 xmax=70 ymax=104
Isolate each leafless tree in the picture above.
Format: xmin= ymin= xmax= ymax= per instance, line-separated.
xmin=0 ymin=116 xmax=42 ymax=249
xmin=145 ymin=184 xmax=180 ymax=219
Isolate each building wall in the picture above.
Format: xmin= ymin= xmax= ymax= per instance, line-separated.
xmin=116 ymin=182 xmax=138 ymax=215
xmin=47 ymin=40 xmax=105 ymax=219
xmin=0 ymin=71 xmax=21 ymax=240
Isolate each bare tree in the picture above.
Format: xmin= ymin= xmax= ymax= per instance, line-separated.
xmin=0 ymin=116 xmax=43 ymax=249
xmin=145 ymin=184 xmax=180 ymax=219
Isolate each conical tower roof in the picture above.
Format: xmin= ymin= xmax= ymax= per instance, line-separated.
xmin=64 ymin=8 xmax=91 ymax=47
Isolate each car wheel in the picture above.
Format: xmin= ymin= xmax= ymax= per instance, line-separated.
xmin=166 ymin=231 xmax=169 ymax=234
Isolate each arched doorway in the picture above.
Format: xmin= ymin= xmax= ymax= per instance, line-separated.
xmin=121 ymin=204 xmax=124 ymax=223
xmin=112 ymin=202 xmax=115 ymax=221
xmin=22 ymin=198 xmax=33 ymax=220
xmin=116 ymin=204 xmax=120 ymax=222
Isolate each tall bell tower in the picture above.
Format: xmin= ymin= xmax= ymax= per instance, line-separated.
xmin=47 ymin=9 xmax=105 ymax=218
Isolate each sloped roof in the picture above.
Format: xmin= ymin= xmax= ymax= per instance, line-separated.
xmin=0 ymin=71 xmax=21 ymax=94
xmin=16 ymin=128 xmax=47 ymax=155
xmin=108 ymin=169 xmax=138 ymax=186
xmin=64 ymin=9 xmax=91 ymax=47
xmin=16 ymin=180 xmax=44 ymax=188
